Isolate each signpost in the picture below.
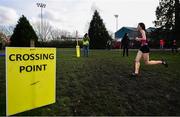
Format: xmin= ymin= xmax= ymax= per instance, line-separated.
xmin=76 ymin=31 xmax=80 ymax=58
xmin=6 ymin=47 xmax=56 ymax=116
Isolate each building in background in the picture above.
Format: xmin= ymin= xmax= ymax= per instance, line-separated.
xmin=115 ymin=27 xmax=139 ymax=40
xmin=113 ymin=27 xmax=156 ymax=49
xmin=115 ymin=27 xmax=156 ymax=40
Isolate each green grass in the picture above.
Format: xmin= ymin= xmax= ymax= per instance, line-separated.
xmin=0 ymin=48 xmax=180 ymax=116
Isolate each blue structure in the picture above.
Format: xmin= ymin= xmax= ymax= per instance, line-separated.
xmin=0 ymin=53 xmax=5 ymax=57
xmin=146 ymin=27 xmax=156 ymax=33
xmin=115 ymin=27 xmax=156 ymax=40
xmin=115 ymin=27 xmax=138 ymax=40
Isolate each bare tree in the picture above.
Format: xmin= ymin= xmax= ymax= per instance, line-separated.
xmin=50 ymin=28 xmax=74 ymax=40
xmin=60 ymin=30 xmax=71 ymax=40
xmin=0 ymin=25 xmax=14 ymax=36
xmin=50 ymin=28 xmax=61 ymax=40
xmin=42 ymin=21 xmax=52 ymax=41
xmin=33 ymin=22 xmax=41 ymax=40
xmin=33 ymin=20 xmax=52 ymax=42
xmin=33 ymin=20 xmax=77 ymax=41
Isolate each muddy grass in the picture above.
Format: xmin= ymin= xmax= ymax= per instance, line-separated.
xmin=0 ymin=49 xmax=180 ymax=116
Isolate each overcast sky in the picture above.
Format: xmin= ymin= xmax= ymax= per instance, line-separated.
xmin=0 ymin=0 xmax=159 ymax=35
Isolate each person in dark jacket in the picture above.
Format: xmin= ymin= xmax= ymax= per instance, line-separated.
xmin=121 ymin=33 xmax=130 ymax=57
xmin=172 ymin=39 xmax=178 ymax=53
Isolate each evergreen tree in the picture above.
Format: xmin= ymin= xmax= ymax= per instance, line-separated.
xmin=154 ymin=0 xmax=180 ymax=46
xmin=175 ymin=0 xmax=180 ymax=41
xmin=154 ymin=0 xmax=175 ymax=30
xmin=10 ymin=15 xmax=38 ymax=47
xmin=88 ymin=10 xmax=112 ymax=49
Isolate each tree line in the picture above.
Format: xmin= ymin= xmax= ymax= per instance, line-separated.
xmin=154 ymin=0 xmax=180 ymax=46
xmin=1 ymin=0 xmax=179 ymax=48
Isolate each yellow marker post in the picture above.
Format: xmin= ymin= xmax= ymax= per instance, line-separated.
xmin=76 ymin=45 xmax=80 ymax=57
xmin=6 ymin=47 xmax=56 ymax=116
xmin=76 ymin=31 xmax=80 ymax=58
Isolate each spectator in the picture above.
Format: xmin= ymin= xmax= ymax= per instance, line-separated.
xmin=121 ymin=33 xmax=130 ymax=57
xmin=160 ymin=39 xmax=165 ymax=49
xmin=82 ymin=33 xmax=90 ymax=57
xmin=172 ymin=39 xmax=178 ymax=53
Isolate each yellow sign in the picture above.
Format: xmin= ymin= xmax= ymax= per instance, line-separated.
xmin=6 ymin=47 xmax=56 ymax=116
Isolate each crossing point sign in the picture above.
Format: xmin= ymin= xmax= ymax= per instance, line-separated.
xmin=6 ymin=47 xmax=56 ymax=116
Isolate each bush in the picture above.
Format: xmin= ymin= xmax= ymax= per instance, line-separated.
xmin=37 ymin=40 xmax=83 ymax=48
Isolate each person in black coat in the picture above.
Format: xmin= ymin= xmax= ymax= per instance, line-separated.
xmin=121 ymin=33 xmax=130 ymax=57
xmin=172 ymin=39 xmax=178 ymax=53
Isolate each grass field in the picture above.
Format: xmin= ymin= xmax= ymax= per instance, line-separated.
xmin=0 ymin=48 xmax=180 ymax=116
